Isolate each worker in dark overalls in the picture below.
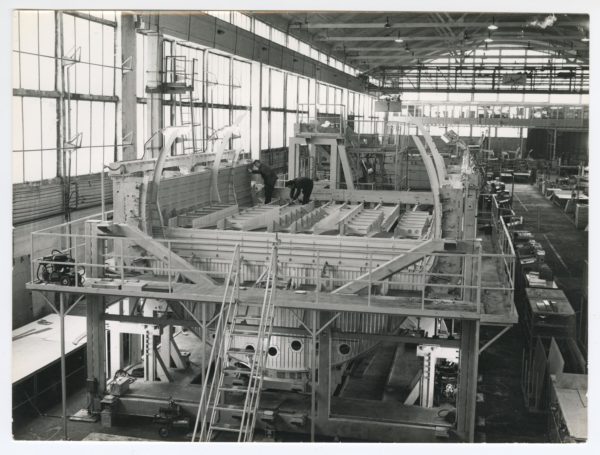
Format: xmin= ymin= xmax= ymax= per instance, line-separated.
xmin=250 ymin=160 xmax=278 ymax=204
xmin=285 ymin=177 xmax=314 ymax=205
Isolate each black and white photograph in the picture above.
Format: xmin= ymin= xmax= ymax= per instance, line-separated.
xmin=3 ymin=0 xmax=594 ymax=449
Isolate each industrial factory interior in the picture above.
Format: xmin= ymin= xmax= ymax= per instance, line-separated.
xmin=4 ymin=2 xmax=595 ymax=449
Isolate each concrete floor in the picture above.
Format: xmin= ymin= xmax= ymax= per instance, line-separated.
xmin=475 ymin=183 xmax=587 ymax=443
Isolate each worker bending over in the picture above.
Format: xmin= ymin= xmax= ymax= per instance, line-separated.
xmin=249 ymin=160 xmax=278 ymax=204
xmin=285 ymin=177 xmax=314 ymax=205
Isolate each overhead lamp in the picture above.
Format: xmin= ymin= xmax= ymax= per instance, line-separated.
xmin=488 ymin=17 xmax=498 ymax=30
xmin=384 ymin=17 xmax=391 ymax=28
xmin=394 ymin=32 xmax=403 ymax=43
xmin=581 ymin=36 xmax=589 ymax=42
xmin=485 ymin=37 xmax=494 ymax=43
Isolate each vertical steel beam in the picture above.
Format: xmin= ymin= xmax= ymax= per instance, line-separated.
xmin=456 ymin=319 xmax=480 ymax=442
xmin=311 ymin=309 xmax=317 ymax=442
xmin=120 ymin=13 xmax=137 ymax=160
xmin=86 ymin=295 xmax=107 ymax=412
xmin=59 ymin=293 xmax=68 ymax=440
xmin=316 ymin=311 xmax=331 ymax=428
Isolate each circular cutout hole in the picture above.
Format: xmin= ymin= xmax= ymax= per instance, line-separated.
xmin=245 ymin=345 xmax=255 ymax=352
xmin=338 ymin=343 xmax=351 ymax=355
xmin=291 ymin=340 xmax=303 ymax=352
xmin=268 ymin=346 xmax=278 ymax=357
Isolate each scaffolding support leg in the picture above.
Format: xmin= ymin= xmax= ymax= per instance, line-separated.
xmin=60 ymin=293 xmax=68 ymax=440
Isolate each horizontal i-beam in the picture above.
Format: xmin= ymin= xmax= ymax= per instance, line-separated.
xmin=312 ymin=189 xmax=433 ymax=205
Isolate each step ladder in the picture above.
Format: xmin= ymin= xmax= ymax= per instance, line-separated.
xmin=192 ymin=245 xmax=278 ymax=442
xmin=174 ymin=92 xmax=197 ymax=154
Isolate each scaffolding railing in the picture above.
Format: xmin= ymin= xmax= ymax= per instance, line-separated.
xmin=29 ymin=218 xmax=515 ymax=316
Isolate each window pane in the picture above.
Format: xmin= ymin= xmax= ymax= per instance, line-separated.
xmin=270 ymin=70 xmax=284 ymax=108
xmin=90 ymin=147 xmax=103 ymax=173
xmin=19 ymin=11 xmax=38 ymax=54
xmin=103 ymin=67 xmax=114 ymax=96
xmin=38 ymin=11 xmax=55 ymax=56
xmin=286 ymin=112 xmax=296 ymax=147
xmin=254 ymin=20 xmax=270 ymax=40
xmin=89 ymin=22 xmax=103 ymax=65
xmin=288 ymin=36 xmax=299 ymax=52
xmin=286 ymin=74 xmax=297 ymax=110
xmin=63 ymin=14 xmax=75 ymax=57
xmin=261 ymin=111 xmax=269 ymax=149
xmin=39 ymin=56 xmax=55 ymax=91
xmin=13 ymin=97 xmax=23 ymax=150
xmin=41 ymin=98 xmax=56 ymax=149
xmin=76 ymin=147 xmax=91 ymax=176
xmin=103 ymin=25 xmax=114 ymax=66
xmin=271 ymin=28 xmax=285 ymax=45
xmin=90 ymin=65 xmax=103 ymax=95
xmin=232 ymin=12 xmax=252 ymax=31
xmin=233 ymin=109 xmax=250 ymax=153
xmin=271 ymin=111 xmax=284 ymax=148
xmin=101 ymin=104 xmax=115 ymax=155
xmin=13 ymin=50 xmax=20 ymax=89
xmin=233 ymin=60 xmax=251 ymax=106
xmin=43 ymin=149 xmax=57 ymax=180
xmin=298 ymin=41 xmax=310 ymax=57
xmin=317 ymin=83 xmax=327 ymax=105
xmin=75 ymin=63 xmax=90 ymax=94
xmin=13 ymin=152 xmax=24 ymax=184
xmin=91 ymin=102 xmax=104 ymax=146
xmin=24 ymin=150 xmax=42 ymax=181
xmin=208 ymin=53 xmax=230 ymax=104
xmin=75 ymin=17 xmax=89 ymax=62
xmin=136 ymin=34 xmax=144 ymax=97
xmin=77 ymin=101 xmax=91 ymax=148
xmin=22 ymin=97 xmax=41 ymax=150
xmin=298 ymin=77 xmax=309 ymax=106
xmin=261 ymin=66 xmax=269 ymax=106
xmin=20 ymin=53 xmax=39 ymax=90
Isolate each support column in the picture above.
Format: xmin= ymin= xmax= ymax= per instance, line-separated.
xmin=120 ymin=13 xmax=137 ymax=160
xmin=316 ymin=312 xmax=331 ymax=428
xmin=456 ymin=319 xmax=480 ymax=442
xmin=84 ymin=220 xmax=106 ymax=412
xmin=86 ymin=295 xmax=107 ymax=412
xmin=59 ymin=293 xmax=68 ymax=439
xmin=145 ymin=16 xmax=163 ymax=158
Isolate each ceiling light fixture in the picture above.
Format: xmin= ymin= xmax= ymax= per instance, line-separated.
xmin=581 ymin=36 xmax=589 ymax=42
xmin=488 ymin=17 xmax=498 ymax=30
xmin=384 ymin=17 xmax=391 ymax=28
xmin=485 ymin=37 xmax=494 ymax=43
xmin=394 ymin=32 xmax=403 ymax=43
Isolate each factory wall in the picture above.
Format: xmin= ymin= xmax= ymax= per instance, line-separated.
xmin=526 ymin=129 xmax=589 ymax=164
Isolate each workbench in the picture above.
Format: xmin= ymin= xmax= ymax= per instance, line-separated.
xmin=12 ymin=313 xmax=87 ymax=384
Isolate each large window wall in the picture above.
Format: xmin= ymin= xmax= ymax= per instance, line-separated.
xmin=13 ymin=11 xmax=375 ymax=186
xmin=12 ymin=11 xmax=119 ymax=184
xmin=151 ymin=34 xmax=376 ymax=157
